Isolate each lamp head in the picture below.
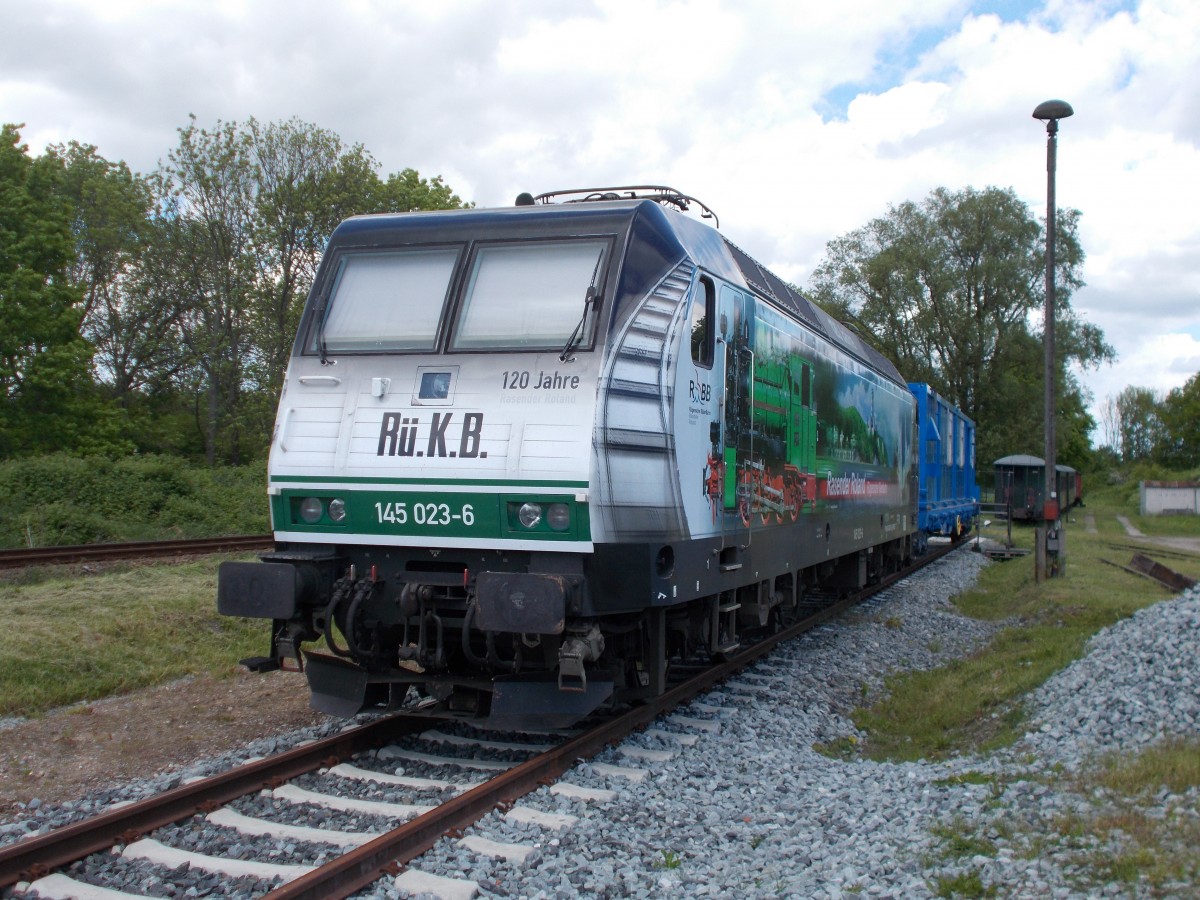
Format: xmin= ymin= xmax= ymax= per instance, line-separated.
xmin=1033 ymin=100 xmax=1074 ymax=122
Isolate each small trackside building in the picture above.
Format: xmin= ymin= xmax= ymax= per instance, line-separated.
xmin=1140 ymin=481 xmax=1200 ymax=516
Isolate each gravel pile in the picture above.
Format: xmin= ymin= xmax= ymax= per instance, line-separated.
xmin=383 ymin=552 xmax=1198 ymax=900
xmin=1018 ymin=588 xmax=1200 ymax=768
xmin=6 ymin=549 xmax=1198 ymax=899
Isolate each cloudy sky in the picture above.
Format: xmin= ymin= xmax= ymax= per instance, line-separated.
xmin=4 ymin=0 xmax=1198 ymax=438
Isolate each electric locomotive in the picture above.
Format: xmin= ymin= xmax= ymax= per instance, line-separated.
xmin=218 ymin=186 xmax=920 ymax=729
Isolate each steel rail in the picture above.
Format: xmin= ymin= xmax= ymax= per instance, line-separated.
xmin=0 ymin=715 xmax=426 ymax=888
xmin=1098 ymin=540 xmax=1200 ymax=562
xmin=0 ymin=535 xmax=273 ymax=570
xmin=266 ymin=542 xmax=960 ymax=900
xmin=1 ymin=542 xmax=961 ymax=895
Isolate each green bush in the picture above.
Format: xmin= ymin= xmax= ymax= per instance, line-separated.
xmin=0 ymin=454 xmax=269 ymax=547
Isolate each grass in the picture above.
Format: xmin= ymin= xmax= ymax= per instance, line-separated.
xmin=836 ymin=489 xmax=1200 ymax=895
xmin=0 ymin=454 xmax=269 ymax=549
xmin=847 ymin=496 xmax=1200 ymax=762
xmin=930 ymin=819 xmax=997 ymax=860
xmin=917 ymin=736 xmax=1200 ymax=895
xmin=654 ymin=849 xmax=683 ymax=870
xmin=1093 ymin=736 xmax=1200 ymax=796
xmin=0 ymin=555 xmax=266 ymax=717
xmin=1068 ymin=737 xmax=1200 ymax=891
xmin=931 ymin=868 xmax=995 ymax=899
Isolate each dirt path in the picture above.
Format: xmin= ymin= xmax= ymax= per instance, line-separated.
xmin=0 ymin=670 xmax=326 ymax=821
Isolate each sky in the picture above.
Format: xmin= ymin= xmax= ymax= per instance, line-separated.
xmin=3 ymin=0 xmax=1198 ymax=443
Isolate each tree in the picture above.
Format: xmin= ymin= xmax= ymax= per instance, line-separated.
xmin=1098 ymin=393 xmax=1121 ymax=454
xmin=1156 ymin=373 xmax=1200 ymax=467
xmin=808 ymin=185 xmax=1114 ymax=466
xmin=0 ymin=124 xmax=125 ymax=456
xmin=1114 ymin=386 xmax=1162 ymax=463
xmin=48 ymin=141 xmax=182 ymax=403
xmin=245 ymin=117 xmax=382 ymax=397
xmin=156 ymin=116 xmax=470 ymax=463
xmin=157 ymin=117 xmax=260 ymax=464
xmin=372 ymin=168 xmax=470 ymax=213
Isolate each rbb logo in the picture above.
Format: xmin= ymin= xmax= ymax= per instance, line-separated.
xmin=377 ymin=412 xmax=487 ymax=459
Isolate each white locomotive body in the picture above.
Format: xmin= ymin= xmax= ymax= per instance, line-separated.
xmin=218 ymin=188 xmax=919 ymax=728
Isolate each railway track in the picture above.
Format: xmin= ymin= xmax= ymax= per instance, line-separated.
xmin=0 ymin=536 xmax=274 ymax=570
xmin=0 ymin=543 xmax=960 ymax=899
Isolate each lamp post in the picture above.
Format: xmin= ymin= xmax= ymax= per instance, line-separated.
xmin=1033 ymin=99 xmax=1073 ymax=580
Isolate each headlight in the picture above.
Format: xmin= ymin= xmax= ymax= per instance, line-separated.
xmin=299 ymin=497 xmax=324 ymax=524
xmin=517 ymin=502 xmax=543 ymax=529
xmin=547 ymin=503 xmax=570 ymax=531
xmin=327 ymin=498 xmax=347 ymax=523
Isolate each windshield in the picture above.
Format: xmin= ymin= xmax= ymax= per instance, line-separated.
xmin=450 ymin=239 xmax=608 ymax=350
xmin=315 ymin=247 xmax=460 ymax=353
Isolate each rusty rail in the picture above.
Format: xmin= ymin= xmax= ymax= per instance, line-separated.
xmin=1101 ymin=552 xmax=1198 ymax=592
xmin=0 ymin=536 xmax=273 ymax=570
xmin=0 ymin=715 xmax=426 ymax=889
xmin=267 ymin=542 xmax=960 ymax=899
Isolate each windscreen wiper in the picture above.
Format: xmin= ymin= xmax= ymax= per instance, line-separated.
xmin=315 ymin=290 xmax=333 ymax=365
xmin=559 ymin=285 xmax=598 ymax=363
xmin=559 ymin=251 xmax=605 ymax=362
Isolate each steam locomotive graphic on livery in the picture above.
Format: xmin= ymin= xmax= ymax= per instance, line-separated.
xmin=217 ymin=186 xmax=972 ymax=729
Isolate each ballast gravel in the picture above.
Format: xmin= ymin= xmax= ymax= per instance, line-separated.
xmin=4 ymin=544 xmax=1198 ymax=899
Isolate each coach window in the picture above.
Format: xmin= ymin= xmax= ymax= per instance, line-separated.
xmin=690 ymin=276 xmax=715 ymax=367
xmin=316 ymin=248 xmax=459 ymax=352
xmin=452 ymin=239 xmax=609 ymax=350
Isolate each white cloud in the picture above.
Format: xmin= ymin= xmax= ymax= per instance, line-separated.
xmin=2 ymin=0 xmax=1197 ymax=430
xmin=1083 ymin=331 xmax=1200 ymax=408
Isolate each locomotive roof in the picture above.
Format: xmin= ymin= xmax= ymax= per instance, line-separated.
xmin=716 ymin=236 xmax=905 ymax=386
xmin=329 ymin=199 xmax=907 ymax=387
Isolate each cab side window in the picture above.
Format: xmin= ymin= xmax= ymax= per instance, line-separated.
xmin=690 ymin=276 xmax=715 ymax=367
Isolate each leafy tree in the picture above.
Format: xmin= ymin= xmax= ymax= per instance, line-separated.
xmin=372 ymin=168 xmax=470 ymax=213
xmin=1156 ymin=373 xmax=1200 ymax=467
xmin=0 ymin=124 xmax=126 ymax=456
xmin=0 ymin=117 xmax=470 ymax=464
xmin=51 ymin=142 xmax=154 ymax=322
xmin=1114 ymin=386 xmax=1162 ymax=463
xmin=808 ymin=185 xmax=1113 ymax=466
xmin=158 ymin=117 xmax=260 ymax=464
xmin=48 ymin=141 xmax=182 ymax=403
xmin=245 ymin=117 xmax=381 ymax=396
xmin=156 ymin=115 xmax=470 ymax=463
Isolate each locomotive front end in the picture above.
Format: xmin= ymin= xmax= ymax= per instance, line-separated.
xmin=218 ymin=205 xmax=627 ymax=728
